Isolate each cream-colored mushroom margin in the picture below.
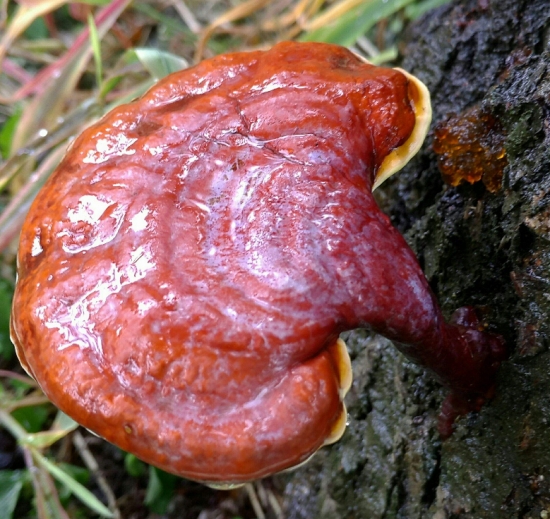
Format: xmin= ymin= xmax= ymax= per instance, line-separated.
xmin=374 ymin=68 xmax=432 ymax=189
xmin=353 ymin=53 xmax=432 ymax=190
xmin=10 ymin=313 xmax=34 ymax=380
xmin=323 ymin=337 xmax=353 ymax=445
xmin=281 ymin=338 xmax=352 ymax=473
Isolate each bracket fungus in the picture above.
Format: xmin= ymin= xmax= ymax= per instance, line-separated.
xmin=11 ymin=42 xmax=506 ymax=486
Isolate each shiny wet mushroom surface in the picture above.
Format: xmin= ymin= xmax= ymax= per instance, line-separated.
xmin=10 ymin=41 xmax=504 ymax=485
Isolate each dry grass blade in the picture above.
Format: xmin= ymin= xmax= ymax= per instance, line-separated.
xmin=0 ymin=0 xmax=7 ymax=27
xmin=2 ymin=57 xmax=33 ymax=84
xmin=73 ymin=431 xmax=121 ymax=519
xmin=5 ymin=393 xmax=52 ymax=411
xmin=0 ymin=0 xmax=68 ymax=65
xmin=303 ymin=0 xmax=373 ymax=31
xmin=22 ymin=447 xmax=71 ymax=519
xmin=261 ymin=0 xmax=323 ymax=32
xmin=0 ymin=369 xmax=40 ymax=387
xmin=244 ymin=482 xmax=266 ymax=519
xmin=171 ymin=0 xmax=202 ymax=33
xmin=194 ymin=0 xmax=272 ymax=61
xmin=267 ymin=487 xmax=284 ymax=519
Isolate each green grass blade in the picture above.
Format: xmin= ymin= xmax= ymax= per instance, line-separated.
xmin=405 ymin=0 xmax=453 ymax=19
xmin=0 ymin=470 xmax=27 ymax=519
xmin=88 ymin=13 xmax=103 ymax=90
xmin=33 ymin=450 xmax=114 ymax=518
xmin=301 ymin=0 xmax=417 ymax=47
xmin=22 ymin=411 xmax=79 ymax=450
xmin=132 ymin=48 xmax=189 ymax=80
xmin=76 ymin=0 xmax=112 ymax=5
xmin=369 ymin=46 xmax=399 ymax=65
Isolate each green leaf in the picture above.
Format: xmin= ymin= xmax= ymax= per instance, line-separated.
xmin=145 ymin=466 xmax=178 ymax=514
xmin=24 ymin=16 xmax=48 ymax=40
xmin=132 ymin=48 xmax=189 ymax=80
xmin=0 ymin=106 xmax=22 ymax=159
xmin=0 ymin=278 xmax=14 ymax=361
xmin=51 ymin=411 xmax=78 ymax=433
xmin=0 ymin=470 xmax=27 ymax=519
xmin=301 ymin=0 xmax=417 ymax=47
xmin=124 ymin=453 xmax=146 ymax=477
xmin=12 ymin=404 xmax=50 ymax=433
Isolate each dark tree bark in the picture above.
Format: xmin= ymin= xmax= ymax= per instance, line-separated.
xmin=280 ymin=1 xmax=550 ymax=517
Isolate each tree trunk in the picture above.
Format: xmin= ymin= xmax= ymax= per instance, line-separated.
xmin=280 ymin=0 xmax=550 ymax=517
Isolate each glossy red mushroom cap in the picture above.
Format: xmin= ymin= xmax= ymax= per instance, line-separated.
xmin=11 ymin=41 xmax=434 ymax=484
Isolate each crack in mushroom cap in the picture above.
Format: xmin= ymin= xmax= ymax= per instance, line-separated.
xmin=10 ymin=41 xmax=430 ymax=483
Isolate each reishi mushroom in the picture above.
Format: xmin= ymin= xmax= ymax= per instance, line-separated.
xmin=10 ymin=41 xmax=506 ymax=486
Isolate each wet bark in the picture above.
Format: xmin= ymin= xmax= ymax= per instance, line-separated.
xmin=280 ymin=0 xmax=550 ymax=517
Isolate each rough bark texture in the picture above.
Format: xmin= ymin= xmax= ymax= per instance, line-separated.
xmin=280 ymin=0 xmax=550 ymax=517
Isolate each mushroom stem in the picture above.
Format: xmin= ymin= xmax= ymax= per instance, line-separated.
xmin=339 ymin=202 xmax=507 ymax=426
